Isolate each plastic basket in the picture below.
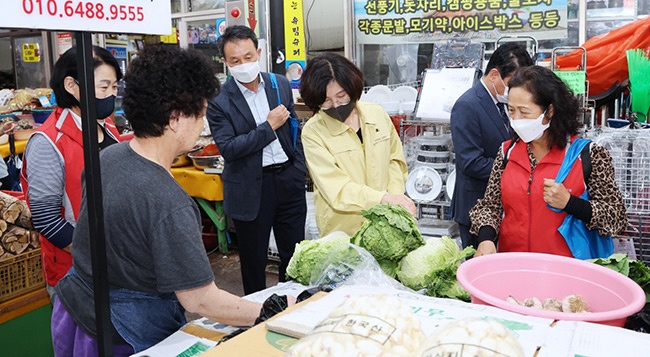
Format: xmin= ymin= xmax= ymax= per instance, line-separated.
xmin=0 ymin=249 xmax=45 ymax=303
xmin=31 ymin=109 xmax=54 ymax=124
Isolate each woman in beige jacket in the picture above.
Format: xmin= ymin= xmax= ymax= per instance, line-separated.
xmin=300 ymin=53 xmax=415 ymax=237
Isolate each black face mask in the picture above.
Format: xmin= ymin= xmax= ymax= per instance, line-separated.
xmin=95 ymin=95 xmax=116 ymax=119
xmin=323 ymin=101 xmax=355 ymax=122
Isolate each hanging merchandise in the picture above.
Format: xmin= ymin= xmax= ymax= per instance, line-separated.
xmin=414 ymin=68 xmax=477 ymax=122
xmin=552 ymin=17 xmax=650 ymax=97
xmin=626 ymin=49 xmax=650 ymax=123
xmin=386 ymin=44 xmax=418 ymax=85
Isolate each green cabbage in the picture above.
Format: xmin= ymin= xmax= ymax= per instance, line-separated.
xmin=377 ymin=259 xmax=399 ymax=279
xmin=397 ymin=236 xmax=475 ymax=300
xmin=286 ymin=232 xmax=357 ymax=285
xmin=351 ymin=204 xmax=425 ymax=277
xmin=438 ymin=280 xmax=471 ymax=301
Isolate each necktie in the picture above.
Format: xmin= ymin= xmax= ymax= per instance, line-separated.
xmin=496 ymin=102 xmax=511 ymax=135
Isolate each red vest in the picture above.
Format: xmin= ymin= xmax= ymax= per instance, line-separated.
xmin=20 ymin=107 xmax=121 ymax=286
xmin=499 ymin=137 xmax=586 ymax=257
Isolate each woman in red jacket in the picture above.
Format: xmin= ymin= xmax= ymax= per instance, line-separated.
xmin=470 ymin=66 xmax=627 ymax=258
xmin=21 ymin=46 xmax=122 ymax=297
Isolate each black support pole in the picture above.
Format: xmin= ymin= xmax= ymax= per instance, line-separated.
xmin=75 ymin=31 xmax=113 ymax=357
xmin=269 ymin=0 xmax=286 ymax=75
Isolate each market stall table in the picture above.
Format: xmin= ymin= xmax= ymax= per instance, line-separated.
xmin=147 ymin=284 xmax=650 ymax=357
xmin=171 ymin=165 xmax=228 ymax=254
xmin=0 ymin=288 xmax=54 ymax=355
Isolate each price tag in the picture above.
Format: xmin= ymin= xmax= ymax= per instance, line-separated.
xmin=22 ymin=43 xmax=40 ymax=63
xmin=554 ymin=70 xmax=587 ymax=95
xmin=314 ymin=314 xmax=396 ymax=345
xmin=38 ymin=95 xmax=52 ymax=107
xmin=1 ymin=0 xmax=171 ymax=35
xmin=614 ymin=237 xmax=637 ymax=260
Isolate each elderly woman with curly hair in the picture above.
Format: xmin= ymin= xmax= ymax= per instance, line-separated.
xmin=52 ymin=45 xmax=263 ymax=356
xmin=470 ymin=66 xmax=627 ymax=257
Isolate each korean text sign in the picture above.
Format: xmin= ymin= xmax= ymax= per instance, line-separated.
xmin=354 ymin=0 xmax=568 ymax=43
xmin=2 ymin=0 xmax=171 ymax=35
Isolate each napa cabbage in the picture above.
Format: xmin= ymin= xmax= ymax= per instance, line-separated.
xmin=351 ymin=203 xmax=425 ymax=277
xmin=397 ymin=236 xmax=475 ymax=300
xmin=286 ymin=231 xmax=358 ymax=285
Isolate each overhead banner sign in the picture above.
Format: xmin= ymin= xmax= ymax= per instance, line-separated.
xmin=2 ymin=0 xmax=171 ymax=35
xmin=354 ymin=0 xmax=568 ymax=44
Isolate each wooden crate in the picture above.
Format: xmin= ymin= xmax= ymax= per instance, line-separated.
xmin=0 ymin=249 xmax=44 ymax=303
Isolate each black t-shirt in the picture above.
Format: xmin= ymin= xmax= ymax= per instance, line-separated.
xmin=98 ymin=123 xmax=117 ymax=151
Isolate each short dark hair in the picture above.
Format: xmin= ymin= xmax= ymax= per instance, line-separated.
xmin=50 ymin=46 xmax=123 ymax=109
xmin=299 ymin=53 xmax=364 ymax=114
xmin=484 ymin=42 xmax=534 ymax=79
xmin=508 ymin=66 xmax=580 ymax=149
xmin=122 ymin=45 xmax=219 ymax=138
xmin=217 ymin=25 xmax=258 ymax=59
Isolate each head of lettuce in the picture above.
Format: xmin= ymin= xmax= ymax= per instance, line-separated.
xmin=351 ymin=203 xmax=425 ymax=277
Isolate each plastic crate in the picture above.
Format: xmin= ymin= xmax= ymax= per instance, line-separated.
xmin=0 ymin=249 xmax=45 ymax=303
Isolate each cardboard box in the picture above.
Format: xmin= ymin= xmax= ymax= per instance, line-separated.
xmin=200 ymin=292 xmax=327 ymax=356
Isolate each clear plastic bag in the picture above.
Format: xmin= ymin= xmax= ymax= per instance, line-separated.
xmin=417 ymin=318 xmax=524 ymax=357
xmin=310 ymin=243 xmax=411 ymax=292
xmin=284 ymin=294 xmax=425 ymax=357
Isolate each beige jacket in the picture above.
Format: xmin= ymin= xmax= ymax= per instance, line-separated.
xmin=302 ymin=101 xmax=408 ymax=237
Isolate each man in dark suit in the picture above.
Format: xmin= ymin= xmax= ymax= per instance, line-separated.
xmin=450 ymin=43 xmax=534 ymax=250
xmin=207 ymin=26 xmax=307 ymax=295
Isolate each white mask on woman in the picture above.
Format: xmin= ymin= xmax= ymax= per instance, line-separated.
xmin=228 ymin=61 xmax=260 ymax=83
xmin=509 ymin=111 xmax=549 ymax=143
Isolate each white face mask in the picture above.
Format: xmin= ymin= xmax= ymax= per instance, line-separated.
xmin=492 ymin=75 xmax=509 ymax=103
xmin=509 ymin=111 xmax=549 ymax=143
xmin=228 ymin=61 xmax=260 ymax=83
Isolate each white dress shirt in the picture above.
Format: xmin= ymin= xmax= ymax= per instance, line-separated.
xmin=235 ymin=76 xmax=289 ymax=167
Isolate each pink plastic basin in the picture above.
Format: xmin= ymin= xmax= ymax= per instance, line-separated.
xmin=457 ymin=252 xmax=646 ymax=327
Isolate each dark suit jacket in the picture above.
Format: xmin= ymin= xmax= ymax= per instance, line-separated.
xmin=450 ymin=80 xmax=512 ymax=226
xmin=207 ymin=72 xmax=306 ymax=221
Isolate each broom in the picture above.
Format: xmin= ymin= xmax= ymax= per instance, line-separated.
xmin=626 ymin=49 xmax=650 ymax=123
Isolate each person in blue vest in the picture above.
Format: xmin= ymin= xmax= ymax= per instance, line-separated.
xmin=470 ymin=66 xmax=627 ymax=257
xmin=206 ymin=25 xmax=307 ymax=295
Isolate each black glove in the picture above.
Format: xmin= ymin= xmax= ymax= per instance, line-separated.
xmin=296 ymin=286 xmax=332 ymax=303
xmin=254 ymin=293 xmax=290 ymax=324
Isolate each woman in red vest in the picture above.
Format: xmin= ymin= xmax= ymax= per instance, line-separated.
xmin=469 ymin=66 xmax=627 ymax=258
xmin=21 ymin=46 xmax=122 ymax=297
